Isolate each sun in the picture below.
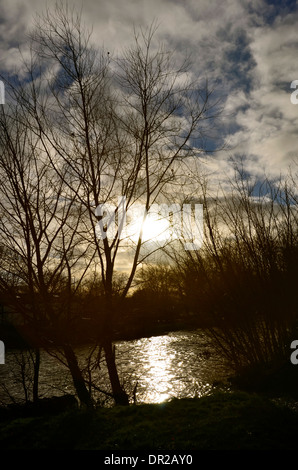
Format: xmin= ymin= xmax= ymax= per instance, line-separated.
xmin=142 ymin=214 xmax=170 ymax=242
xmin=129 ymin=213 xmax=171 ymax=244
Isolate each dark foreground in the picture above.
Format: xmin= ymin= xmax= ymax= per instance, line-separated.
xmin=1 ymin=390 xmax=298 ymax=450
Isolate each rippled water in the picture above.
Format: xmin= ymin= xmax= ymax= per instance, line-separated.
xmin=0 ymin=330 xmax=232 ymax=406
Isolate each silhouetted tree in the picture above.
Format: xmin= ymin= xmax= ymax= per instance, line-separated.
xmin=1 ymin=3 xmax=221 ymax=405
xmin=0 ymin=96 xmax=93 ymax=407
xmin=173 ymin=165 xmax=298 ymax=375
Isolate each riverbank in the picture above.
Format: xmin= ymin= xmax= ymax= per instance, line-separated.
xmin=0 ymin=317 xmax=197 ymax=349
xmin=0 ymin=390 xmax=298 ymax=450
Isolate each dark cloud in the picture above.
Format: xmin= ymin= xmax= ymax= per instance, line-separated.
xmin=263 ymin=0 xmax=298 ymax=24
xmin=216 ymin=27 xmax=256 ymax=94
xmin=0 ymin=0 xmax=297 ymax=180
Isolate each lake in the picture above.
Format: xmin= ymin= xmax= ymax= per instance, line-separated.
xmin=0 ymin=330 xmax=232 ymax=406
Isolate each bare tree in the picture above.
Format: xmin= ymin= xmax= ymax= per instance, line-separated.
xmin=0 ymin=93 xmax=94 ymax=407
xmin=2 ymin=3 xmax=221 ymax=405
xmin=172 ymin=163 xmax=298 ymax=375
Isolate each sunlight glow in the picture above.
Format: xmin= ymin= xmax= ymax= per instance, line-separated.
xmin=130 ymin=213 xmax=171 ymax=243
xmin=141 ymin=335 xmax=176 ymax=403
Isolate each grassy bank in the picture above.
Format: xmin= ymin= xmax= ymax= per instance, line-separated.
xmin=1 ymin=391 xmax=298 ymax=450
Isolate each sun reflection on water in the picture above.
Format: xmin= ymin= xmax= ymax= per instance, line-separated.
xmin=0 ymin=331 xmax=231 ymax=406
xmin=141 ymin=335 xmax=176 ymax=403
xmin=117 ymin=331 xmax=230 ymax=405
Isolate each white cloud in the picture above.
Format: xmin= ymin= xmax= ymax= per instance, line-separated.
xmin=1 ymin=0 xmax=298 ymax=183
xmin=221 ymin=8 xmax=298 ymax=178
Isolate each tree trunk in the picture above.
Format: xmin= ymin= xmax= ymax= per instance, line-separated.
xmin=32 ymin=348 xmax=40 ymax=403
xmin=63 ymin=344 xmax=93 ymax=408
xmin=104 ymin=339 xmax=129 ymax=406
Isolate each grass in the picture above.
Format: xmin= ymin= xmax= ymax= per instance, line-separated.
xmin=1 ymin=390 xmax=298 ymax=450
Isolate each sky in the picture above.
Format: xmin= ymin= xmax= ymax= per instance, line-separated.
xmin=0 ymin=0 xmax=298 ymax=186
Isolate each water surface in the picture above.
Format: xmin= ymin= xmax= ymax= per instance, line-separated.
xmin=0 ymin=330 xmax=232 ymax=406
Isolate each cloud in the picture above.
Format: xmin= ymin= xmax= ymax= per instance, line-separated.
xmin=1 ymin=0 xmax=298 ymax=183
xmin=221 ymin=7 xmax=298 ymax=178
